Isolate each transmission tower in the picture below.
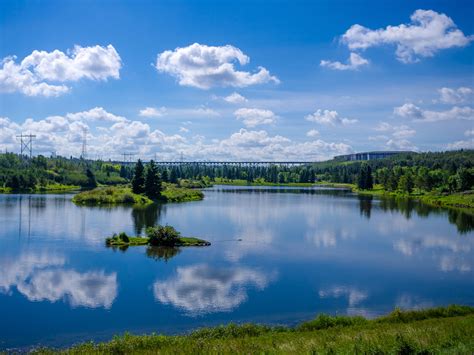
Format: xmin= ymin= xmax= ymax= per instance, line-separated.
xmin=122 ymin=152 xmax=134 ymax=163
xmin=180 ymin=151 xmax=184 ymax=162
xmin=81 ymin=128 xmax=88 ymax=160
xmin=16 ymin=133 xmax=36 ymax=158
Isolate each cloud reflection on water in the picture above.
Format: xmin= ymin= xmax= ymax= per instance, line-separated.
xmin=0 ymin=252 xmax=117 ymax=308
xmin=153 ymin=264 xmax=274 ymax=315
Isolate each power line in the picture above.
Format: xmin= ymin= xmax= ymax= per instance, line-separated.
xmin=16 ymin=133 xmax=36 ymax=158
xmin=81 ymin=128 xmax=88 ymax=160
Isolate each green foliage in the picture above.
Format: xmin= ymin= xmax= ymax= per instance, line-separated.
xmin=357 ymin=164 xmax=373 ymax=190
xmin=146 ymin=225 xmax=181 ymax=246
xmin=298 ymin=314 xmax=368 ymax=331
xmin=132 ymin=159 xmax=145 ymax=194
xmin=144 ymin=160 xmax=162 ymax=199
xmin=0 ymin=153 xmax=131 ymax=191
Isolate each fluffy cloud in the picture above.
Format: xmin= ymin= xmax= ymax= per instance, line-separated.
xmin=320 ymin=52 xmax=369 ymax=71
xmin=372 ymin=122 xmax=417 ymax=150
xmin=465 ymin=129 xmax=474 ymax=137
xmin=66 ymin=107 xmax=127 ymax=122
xmin=224 ymin=92 xmax=248 ymax=104
xmin=153 ymin=264 xmax=270 ymax=314
xmin=156 ymin=43 xmax=279 ymax=89
xmin=438 ymin=87 xmax=473 ymax=104
xmin=341 ymin=9 xmax=473 ymax=63
xmin=0 ymin=45 xmax=121 ymax=97
xmin=305 ymin=109 xmax=358 ymax=125
xmin=139 ymin=107 xmax=167 ymax=118
xmin=394 ymin=103 xmax=474 ymax=122
xmin=234 ymin=108 xmax=277 ymax=127
xmin=306 ymin=129 xmax=320 ymax=137
xmin=1 ymin=109 xmax=352 ymax=161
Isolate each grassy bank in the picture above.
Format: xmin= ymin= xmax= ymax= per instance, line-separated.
xmin=0 ymin=183 xmax=79 ymax=194
xmin=161 ymin=183 xmax=204 ymax=202
xmin=72 ymin=187 xmax=152 ymax=205
xmin=316 ymin=181 xmax=474 ymax=211
xmin=34 ymin=305 xmax=474 ymax=354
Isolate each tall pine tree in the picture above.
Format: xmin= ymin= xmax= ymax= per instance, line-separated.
xmin=145 ymin=160 xmax=162 ymax=199
xmin=132 ymin=159 xmax=145 ymax=194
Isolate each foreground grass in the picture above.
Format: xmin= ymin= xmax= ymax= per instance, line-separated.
xmin=72 ymin=187 xmax=152 ymax=205
xmin=34 ymin=305 xmax=474 ymax=354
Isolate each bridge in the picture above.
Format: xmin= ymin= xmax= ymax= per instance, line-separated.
xmin=118 ymin=161 xmax=315 ymax=167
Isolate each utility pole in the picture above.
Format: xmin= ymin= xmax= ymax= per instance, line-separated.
xmin=16 ymin=133 xmax=36 ymax=158
xmin=180 ymin=151 xmax=184 ymax=163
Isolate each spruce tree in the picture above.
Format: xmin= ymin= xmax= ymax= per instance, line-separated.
xmin=132 ymin=159 xmax=145 ymax=194
xmin=145 ymin=160 xmax=162 ymax=199
xmin=85 ymin=168 xmax=97 ymax=188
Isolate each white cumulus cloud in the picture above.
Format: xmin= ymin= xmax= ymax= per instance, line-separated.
xmin=305 ymin=109 xmax=358 ymax=126
xmin=0 ymin=44 xmax=122 ymax=97
xmin=306 ymin=129 xmax=320 ymax=137
xmin=234 ymin=108 xmax=277 ymax=127
xmin=139 ymin=107 xmax=168 ymax=118
xmin=224 ymin=92 xmax=248 ymax=104
xmin=342 ymin=9 xmax=473 ymax=63
xmin=438 ymin=87 xmax=473 ymax=104
xmin=394 ymin=103 xmax=474 ymax=122
xmin=320 ymin=52 xmax=369 ymax=71
xmin=156 ymin=43 xmax=279 ymax=89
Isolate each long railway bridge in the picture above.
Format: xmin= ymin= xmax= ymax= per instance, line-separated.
xmin=117 ymin=161 xmax=314 ymax=167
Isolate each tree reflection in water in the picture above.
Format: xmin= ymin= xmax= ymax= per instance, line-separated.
xmin=131 ymin=203 xmax=163 ymax=235
xmin=146 ymin=246 xmax=181 ymax=262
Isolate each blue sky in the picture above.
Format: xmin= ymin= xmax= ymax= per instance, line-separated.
xmin=0 ymin=0 xmax=473 ymax=161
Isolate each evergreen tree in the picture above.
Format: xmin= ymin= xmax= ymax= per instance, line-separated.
xmin=161 ymin=168 xmax=169 ymax=183
xmin=85 ymin=168 xmax=97 ymax=188
xmin=132 ymin=159 xmax=145 ymax=194
xmin=169 ymin=167 xmax=178 ymax=184
xmin=145 ymin=160 xmax=162 ymax=199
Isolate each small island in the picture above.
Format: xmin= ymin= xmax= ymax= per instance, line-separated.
xmin=72 ymin=160 xmax=204 ymax=206
xmin=105 ymin=225 xmax=211 ymax=247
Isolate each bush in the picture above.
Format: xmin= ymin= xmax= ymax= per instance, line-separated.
xmin=146 ymin=225 xmax=181 ymax=246
xmin=118 ymin=232 xmax=130 ymax=243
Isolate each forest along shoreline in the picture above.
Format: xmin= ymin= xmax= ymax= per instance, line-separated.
xmin=0 ymin=150 xmax=473 ymax=212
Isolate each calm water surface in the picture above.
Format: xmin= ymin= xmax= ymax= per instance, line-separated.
xmin=1 ymin=186 xmax=473 ymax=349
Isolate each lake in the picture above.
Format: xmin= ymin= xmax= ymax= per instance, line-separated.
xmin=1 ymin=186 xmax=473 ymax=349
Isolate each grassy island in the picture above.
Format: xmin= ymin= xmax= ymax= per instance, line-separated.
xmin=33 ymin=305 xmax=474 ymax=354
xmin=105 ymin=225 xmax=210 ymax=247
xmin=72 ymin=184 xmax=204 ymax=206
xmin=72 ymin=186 xmax=152 ymax=205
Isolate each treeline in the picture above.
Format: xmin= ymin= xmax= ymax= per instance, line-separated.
xmin=0 ymin=153 xmax=133 ymax=190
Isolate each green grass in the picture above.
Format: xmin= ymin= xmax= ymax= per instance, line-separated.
xmin=161 ymin=183 xmax=204 ymax=202
xmin=72 ymin=187 xmax=152 ymax=206
xmin=33 ymin=305 xmax=474 ymax=354
xmin=105 ymin=235 xmax=210 ymax=247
